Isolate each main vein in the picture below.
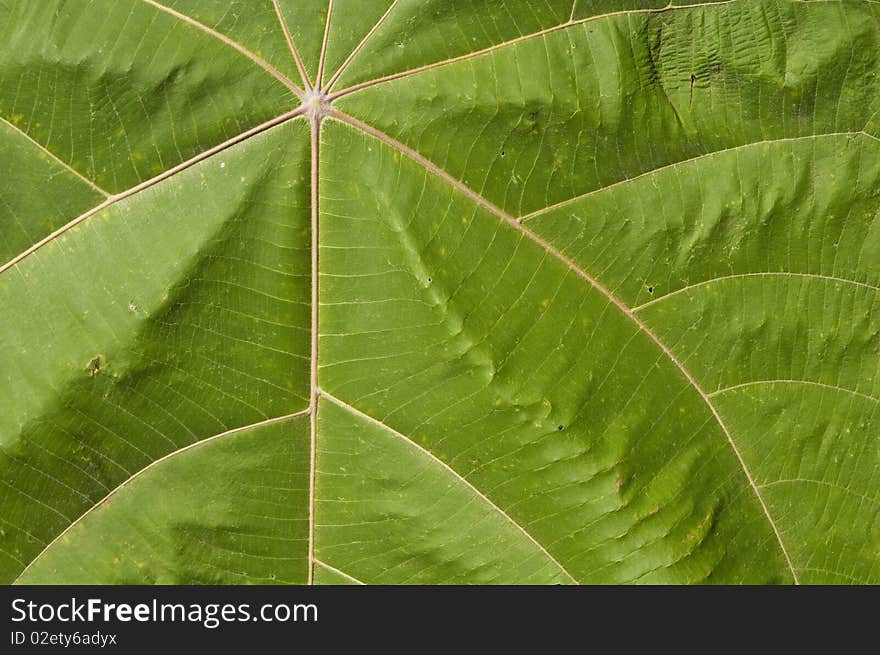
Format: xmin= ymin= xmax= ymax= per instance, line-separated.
xmin=316 ymin=0 xmax=335 ymax=89
xmin=307 ymin=111 xmax=321 ymax=586
xmin=4 ymin=0 xmax=822 ymax=585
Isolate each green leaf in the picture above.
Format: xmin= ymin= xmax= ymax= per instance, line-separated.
xmin=1 ymin=0 xmax=877 ymax=585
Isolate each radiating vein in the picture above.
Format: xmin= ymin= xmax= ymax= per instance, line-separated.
xmin=324 ymin=0 xmax=400 ymax=91
xmin=4 ymin=0 xmax=874 ymax=586
xmin=328 ymin=109 xmax=801 ymax=584
xmin=316 ymin=0 xmax=335 ymax=88
xmin=273 ymin=0 xmax=313 ymax=91
xmin=141 ymin=0 xmax=304 ymax=96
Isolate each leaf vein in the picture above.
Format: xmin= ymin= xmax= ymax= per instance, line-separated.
xmin=141 ymin=0 xmax=303 ymax=96
xmin=634 ymin=271 xmax=880 ymax=311
xmin=13 ymin=409 xmax=311 ymax=584
xmin=329 ymin=109 xmax=801 ymax=583
xmin=318 ymin=389 xmax=579 ymax=584
xmin=0 ymin=116 xmax=111 ymax=197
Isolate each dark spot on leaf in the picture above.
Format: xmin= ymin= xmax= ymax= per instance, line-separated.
xmin=557 ymin=424 xmax=564 ymax=431
xmin=86 ymin=355 xmax=103 ymax=378
xmin=648 ymin=286 xmax=654 ymax=294
xmin=521 ymin=109 xmax=545 ymax=135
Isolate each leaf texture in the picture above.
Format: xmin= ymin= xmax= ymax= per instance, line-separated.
xmin=0 ymin=0 xmax=877 ymax=585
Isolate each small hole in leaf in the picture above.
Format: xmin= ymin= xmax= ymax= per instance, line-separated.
xmin=426 ymin=277 xmax=432 ymax=283
xmin=557 ymin=424 xmax=564 ymax=431
xmin=501 ymin=150 xmax=506 ymax=156
xmin=648 ymin=286 xmax=654 ymax=294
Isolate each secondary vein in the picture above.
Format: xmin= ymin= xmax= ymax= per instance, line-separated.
xmin=13 ymin=409 xmax=311 ymax=584
xmin=0 ymin=116 xmax=111 ymax=197
xmin=327 ymin=108 xmax=801 ymax=584
xmin=319 ymin=389 xmax=580 ymax=584
xmin=0 ymin=107 xmax=307 ymax=277
xmin=327 ymin=0 xmax=741 ymax=101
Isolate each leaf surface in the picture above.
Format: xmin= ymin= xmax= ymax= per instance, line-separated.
xmin=1 ymin=0 xmax=877 ymax=585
